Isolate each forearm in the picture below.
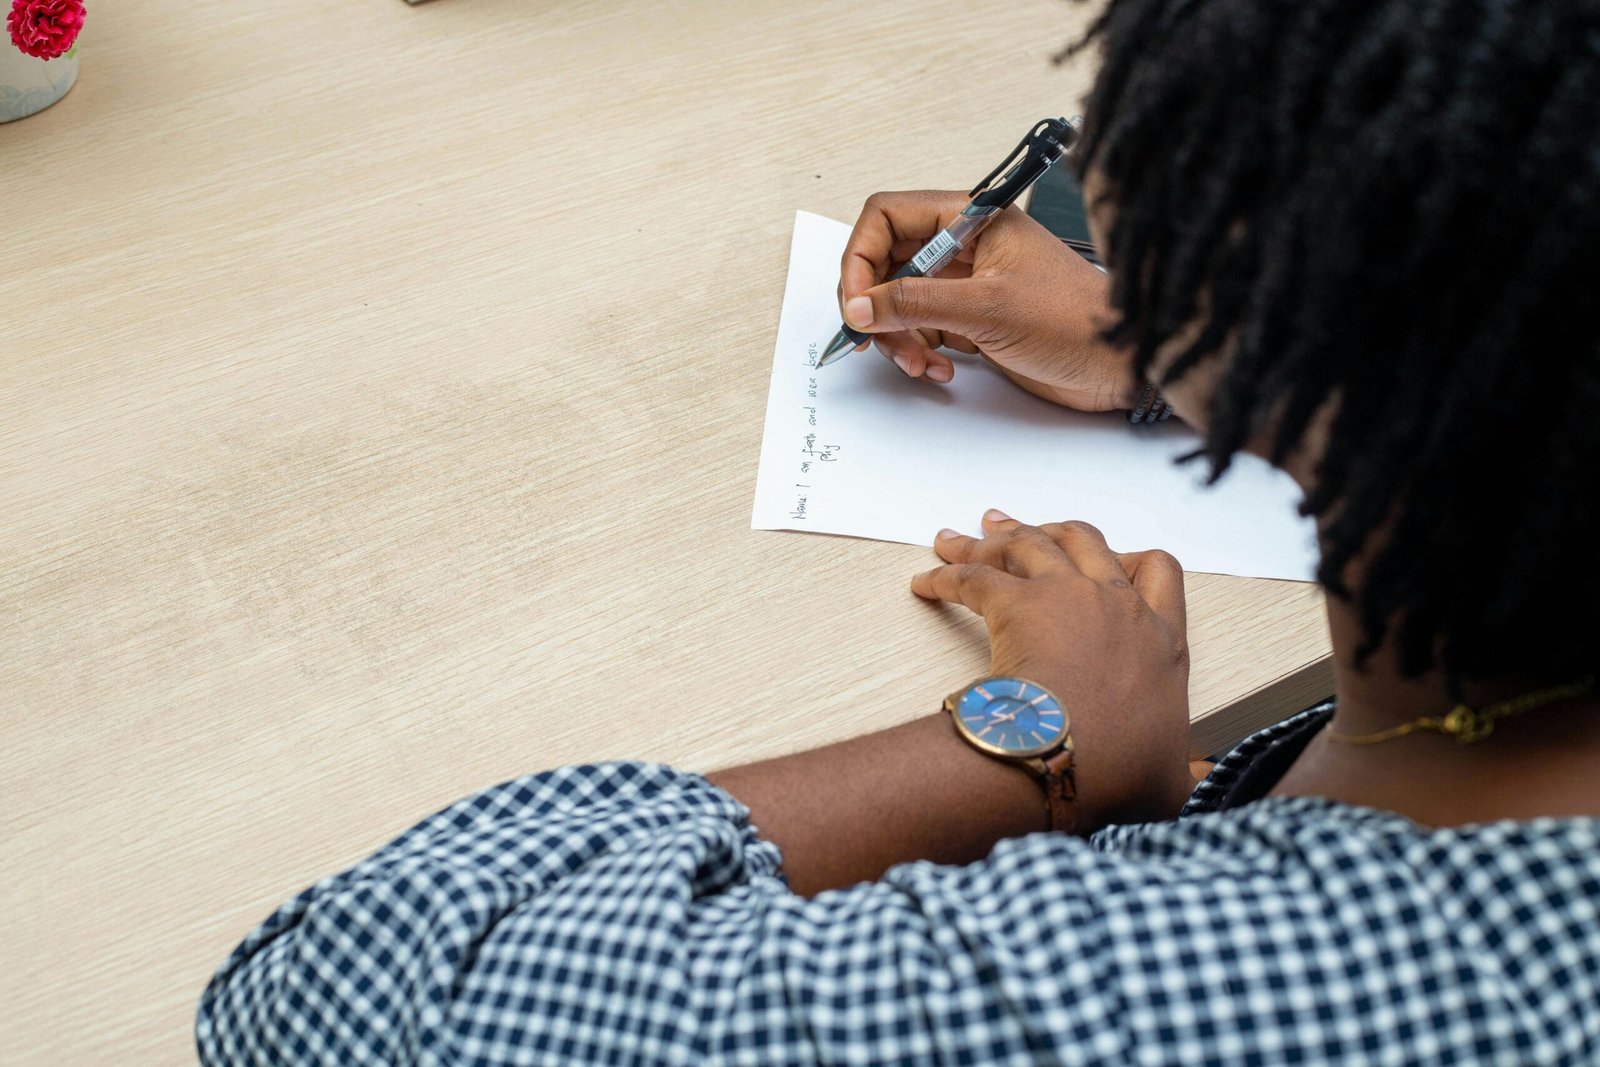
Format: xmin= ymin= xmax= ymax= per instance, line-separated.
xmin=705 ymin=712 xmax=1045 ymax=897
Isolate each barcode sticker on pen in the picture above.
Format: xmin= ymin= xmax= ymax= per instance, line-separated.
xmin=910 ymin=230 xmax=959 ymax=275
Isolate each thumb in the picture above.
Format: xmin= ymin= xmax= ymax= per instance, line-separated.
xmin=844 ymin=275 xmax=1008 ymax=343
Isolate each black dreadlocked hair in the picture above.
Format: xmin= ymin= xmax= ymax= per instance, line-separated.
xmin=1070 ymin=0 xmax=1600 ymax=684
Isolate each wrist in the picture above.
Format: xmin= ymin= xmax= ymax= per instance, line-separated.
xmin=1065 ymin=709 xmax=1195 ymax=834
xmin=1104 ymin=342 xmax=1143 ymax=411
xmin=1076 ymin=268 xmax=1142 ymax=412
xmin=708 ymin=709 xmax=1055 ymax=895
xmin=958 ymin=668 xmax=1191 ymax=835
xmin=930 ymin=711 xmax=1053 ymax=836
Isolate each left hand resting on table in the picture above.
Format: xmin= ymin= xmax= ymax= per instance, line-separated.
xmin=915 ymin=510 xmax=1196 ymax=830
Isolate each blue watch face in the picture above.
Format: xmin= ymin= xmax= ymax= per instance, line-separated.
xmin=954 ymin=677 xmax=1068 ymax=755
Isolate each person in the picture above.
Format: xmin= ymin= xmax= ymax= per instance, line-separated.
xmin=197 ymin=0 xmax=1600 ymax=1062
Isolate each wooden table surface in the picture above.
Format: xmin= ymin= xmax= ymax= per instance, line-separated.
xmin=0 ymin=1 xmax=1330 ymax=1061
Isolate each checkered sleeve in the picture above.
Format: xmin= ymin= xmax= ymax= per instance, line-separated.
xmin=197 ymin=757 xmax=1600 ymax=1066
xmin=196 ymin=762 xmax=785 ymax=1065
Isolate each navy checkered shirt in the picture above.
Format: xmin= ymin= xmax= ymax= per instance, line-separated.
xmin=197 ymin=707 xmax=1600 ymax=1064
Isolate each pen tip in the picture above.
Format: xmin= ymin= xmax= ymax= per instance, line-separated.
xmin=817 ymin=332 xmax=855 ymax=368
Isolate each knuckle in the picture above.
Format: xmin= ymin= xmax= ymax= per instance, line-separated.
xmin=1000 ymin=540 xmax=1030 ymax=571
xmin=885 ymin=279 xmax=924 ymax=322
xmin=1059 ymin=520 xmax=1103 ymax=540
xmin=1146 ymin=549 xmax=1183 ymax=573
xmin=864 ymin=190 xmax=909 ymax=214
xmin=1015 ymin=525 xmax=1053 ymax=550
xmin=954 ymin=563 xmax=995 ymax=588
xmin=1119 ymin=589 xmax=1153 ymax=619
xmin=994 ymin=525 xmax=1044 ymax=563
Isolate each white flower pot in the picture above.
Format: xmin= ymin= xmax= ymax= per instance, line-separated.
xmin=1 ymin=43 xmax=78 ymax=123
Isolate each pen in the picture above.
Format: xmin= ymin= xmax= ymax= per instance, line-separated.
xmin=817 ymin=116 xmax=1080 ymax=367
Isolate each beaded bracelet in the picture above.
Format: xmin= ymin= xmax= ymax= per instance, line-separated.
xmin=1129 ymin=382 xmax=1174 ymax=424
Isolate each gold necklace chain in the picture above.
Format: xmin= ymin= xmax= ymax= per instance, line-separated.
xmin=1324 ymin=676 xmax=1596 ymax=746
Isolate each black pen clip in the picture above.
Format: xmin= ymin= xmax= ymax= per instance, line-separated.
xmin=967 ymin=117 xmax=1078 ymax=210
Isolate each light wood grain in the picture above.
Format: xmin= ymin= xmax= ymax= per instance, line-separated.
xmin=0 ymin=1 xmax=1330 ymax=1062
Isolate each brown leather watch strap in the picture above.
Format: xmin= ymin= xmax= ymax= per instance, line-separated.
xmin=1036 ymin=740 xmax=1078 ymax=834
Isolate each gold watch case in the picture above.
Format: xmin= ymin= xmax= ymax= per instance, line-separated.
xmin=943 ymin=675 xmax=1072 ymax=760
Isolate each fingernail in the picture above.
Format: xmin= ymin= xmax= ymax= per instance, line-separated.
xmin=984 ymin=508 xmax=1012 ymax=523
xmin=893 ymin=354 xmax=912 ymax=376
xmin=936 ymin=528 xmax=960 ymax=540
xmin=844 ymin=296 xmax=873 ymax=329
xmin=926 ymin=364 xmax=951 ymax=383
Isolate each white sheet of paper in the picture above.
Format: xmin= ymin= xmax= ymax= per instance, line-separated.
xmin=752 ymin=211 xmax=1319 ymax=581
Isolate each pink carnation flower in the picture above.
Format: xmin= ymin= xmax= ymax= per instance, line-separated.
xmin=8 ymin=0 xmax=85 ymax=61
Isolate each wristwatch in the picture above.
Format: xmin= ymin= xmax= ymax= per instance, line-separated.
xmin=943 ymin=676 xmax=1078 ymax=833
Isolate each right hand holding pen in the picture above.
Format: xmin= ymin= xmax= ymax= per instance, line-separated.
xmin=839 ymin=190 xmax=1139 ymax=412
